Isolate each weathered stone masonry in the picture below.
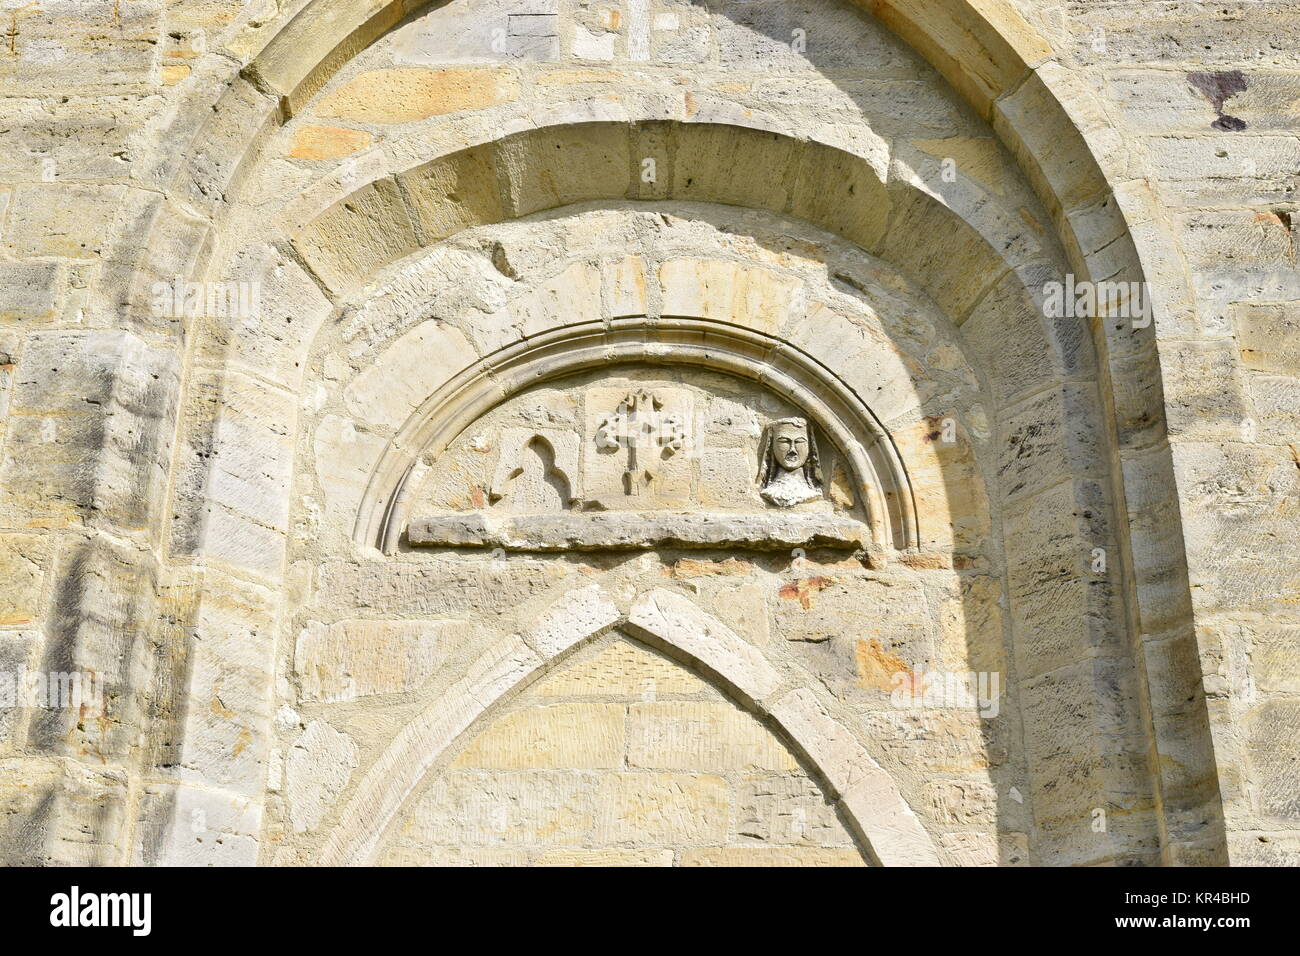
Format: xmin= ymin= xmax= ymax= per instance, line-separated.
xmin=0 ymin=0 xmax=1297 ymax=866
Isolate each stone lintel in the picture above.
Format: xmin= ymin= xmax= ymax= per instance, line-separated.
xmin=406 ymin=511 xmax=870 ymax=551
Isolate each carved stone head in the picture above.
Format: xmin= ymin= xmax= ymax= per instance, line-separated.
xmin=772 ymin=419 xmax=812 ymax=470
xmin=757 ymin=417 xmax=823 ymax=507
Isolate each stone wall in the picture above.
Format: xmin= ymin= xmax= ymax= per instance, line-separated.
xmin=0 ymin=0 xmax=1296 ymax=866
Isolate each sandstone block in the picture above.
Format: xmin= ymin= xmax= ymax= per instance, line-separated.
xmin=496 ymin=123 xmax=631 ymax=216
xmin=292 ymin=177 xmax=421 ymax=294
xmin=0 ymin=261 xmax=59 ymax=323
xmin=0 ymin=534 xmax=46 ymax=627
xmin=3 ymin=184 xmax=127 ymax=259
xmin=286 ymin=721 xmax=359 ymax=833
xmin=399 ymin=771 xmax=597 ymax=847
xmin=135 ymin=784 xmax=262 ymax=867
xmin=626 ymin=589 xmax=783 ymax=704
xmin=734 ymin=773 xmax=852 ymax=846
xmin=681 ymin=847 xmax=864 ymax=866
xmin=289 ymin=125 xmax=374 ymax=160
xmin=315 ymin=68 xmax=521 ymax=123
xmin=397 ymin=145 xmax=505 ymax=243
xmin=534 ymin=848 xmax=673 ymax=866
xmin=658 ymin=259 xmax=797 ymax=334
xmin=533 ymin=638 xmax=710 ymax=698
xmin=295 ymin=619 xmax=451 ymax=702
xmin=452 ymin=701 xmax=625 ymax=769
xmin=626 ymin=701 xmax=798 ymax=772
xmin=1247 ymin=701 xmax=1300 ymax=822
xmin=1003 ymin=479 xmax=1118 ymax=679
xmin=594 ymin=772 xmax=730 ymax=845
xmin=521 ymin=583 xmax=621 ymax=659
xmin=312 ymin=415 xmax=389 ymax=524
xmin=344 ymin=319 xmax=478 ymax=431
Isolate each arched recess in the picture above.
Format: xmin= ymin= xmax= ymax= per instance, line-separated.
xmin=163 ymin=147 xmax=1171 ymax=865
xmin=317 ymin=585 xmax=941 ymax=867
xmin=357 ymin=316 xmax=918 ymax=555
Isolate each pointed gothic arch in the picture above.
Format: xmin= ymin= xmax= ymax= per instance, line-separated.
xmin=317 ymin=585 xmax=939 ymax=867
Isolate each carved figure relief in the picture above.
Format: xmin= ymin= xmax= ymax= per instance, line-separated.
xmin=756 ymin=417 xmax=823 ymax=507
xmin=405 ymin=376 xmax=872 ymax=554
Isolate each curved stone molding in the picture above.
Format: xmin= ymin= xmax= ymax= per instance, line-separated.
xmin=208 ymin=1 xmax=1051 ymax=174
xmin=283 ymin=119 xmax=1039 ymax=329
xmin=765 ymin=687 xmax=941 ymax=868
xmin=353 ymin=317 xmax=919 ymax=556
xmin=623 ymin=588 xmax=785 ymax=706
xmin=317 ymin=586 xmax=939 ymax=867
xmin=314 ymin=632 xmax=548 ymax=867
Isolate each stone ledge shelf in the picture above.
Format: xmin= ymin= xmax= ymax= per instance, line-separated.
xmin=406 ymin=511 xmax=872 ymax=552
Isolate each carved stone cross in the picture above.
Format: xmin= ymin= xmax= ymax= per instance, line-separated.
xmin=594 ymin=389 xmax=685 ymax=496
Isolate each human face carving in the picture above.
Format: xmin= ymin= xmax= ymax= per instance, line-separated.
xmin=773 ymin=421 xmax=810 ymax=471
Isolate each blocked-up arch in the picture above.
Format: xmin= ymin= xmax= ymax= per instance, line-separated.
xmin=317 ymin=585 xmax=940 ymax=867
xmin=170 ymin=174 xmax=1159 ymax=868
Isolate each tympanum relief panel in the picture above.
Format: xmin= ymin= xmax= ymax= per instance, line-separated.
xmin=404 ymin=367 xmax=869 ymax=554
